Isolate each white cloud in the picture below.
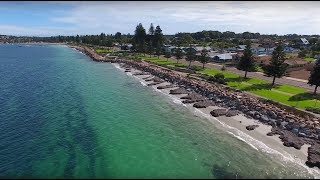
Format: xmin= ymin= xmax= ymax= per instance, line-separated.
xmin=2 ymin=1 xmax=320 ymax=36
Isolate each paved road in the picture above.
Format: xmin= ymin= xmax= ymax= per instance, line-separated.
xmin=160 ymin=55 xmax=315 ymax=92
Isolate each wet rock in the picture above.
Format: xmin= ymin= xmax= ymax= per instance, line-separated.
xmin=182 ymin=99 xmax=196 ymax=104
xmin=210 ymin=109 xmax=227 ymax=117
xmin=181 ymin=93 xmax=205 ymax=102
xmin=193 ymin=101 xmax=214 ymax=108
xmin=132 ymin=72 xmax=149 ymax=75
xmin=157 ymin=84 xmax=176 ymax=89
xmin=169 ymin=88 xmax=189 ymax=94
xmin=246 ymin=125 xmax=259 ymax=131
xmin=147 ymin=82 xmax=162 ymax=86
xmin=306 ymin=143 xmax=320 ymax=168
xmin=226 ymin=110 xmax=241 ymax=117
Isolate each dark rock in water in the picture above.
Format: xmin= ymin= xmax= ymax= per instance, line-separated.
xmin=279 ymin=130 xmax=304 ymax=150
xmin=192 ymin=142 xmax=198 ymax=145
xmin=193 ymin=100 xmax=214 ymax=108
xmin=182 ymin=99 xmax=196 ymax=104
xmin=124 ymin=70 xmax=131 ymax=72
xmin=226 ymin=110 xmax=241 ymax=117
xmin=157 ymin=84 xmax=176 ymax=89
xmin=169 ymin=87 xmax=189 ymax=94
xmin=306 ymin=143 xmax=320 ymax=168
xmin=210 ymin=109 xmax=227 ymax=117
xmin=147 ymin=82 xmax=162 ymax=86
xmin=246 ymin=125 xmax=259 ymax=131
xmin=181 ymin=93 xmax=205 ymax=102
xmin=133 ymin=72 xmax=149 ymax=76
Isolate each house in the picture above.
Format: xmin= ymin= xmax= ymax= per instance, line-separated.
xmin=163 ymin=45 xmax=176 ymax=53
xmin=121 ymin=44 xmax=133 ymax=51
xmin=300 ymin=38 xmax=310 ymax=45
xmin=283 ymin=46 xmax=299 ymax=53
xmin=211 ymin=53 xmax=237 ymax=62
xmin=184 ymin=46 xmax=212 ymax=54
xmin=250 ymin=47 xmax=274 ymax=55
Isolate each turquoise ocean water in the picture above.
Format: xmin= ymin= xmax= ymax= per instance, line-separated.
xmin=0 ymin=44 xmax=316 ymax=178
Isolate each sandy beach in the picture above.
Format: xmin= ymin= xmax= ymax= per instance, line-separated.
xmin=117 ymin=64 xmax=320 ymax=177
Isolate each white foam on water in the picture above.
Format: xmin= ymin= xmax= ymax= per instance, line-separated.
xmin=113 ymin=64 xmax=320 ymax=178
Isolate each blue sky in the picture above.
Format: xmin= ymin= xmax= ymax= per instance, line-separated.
xmin=0 ymin=1 xmax=319 ymax=36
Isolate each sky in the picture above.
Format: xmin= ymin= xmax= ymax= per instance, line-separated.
xmin=0 ymin=1 xmax=320 ymax=37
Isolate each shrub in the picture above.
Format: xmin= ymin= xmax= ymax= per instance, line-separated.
xmin=306 ymin=107 xmax=320 ymax=114
xmin=207 ymin=73 xmax=226 ymax=85
xmin=214 ymin=73 xmax=225 ymax=79
xmin=208 ymin=76 xmax=216 ymax=82
xmin=190 ymin=65 xmax=203 ymax=71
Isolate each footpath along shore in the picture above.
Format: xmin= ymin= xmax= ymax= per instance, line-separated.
xmin=69 ymin=45 xmax=320 ymax=172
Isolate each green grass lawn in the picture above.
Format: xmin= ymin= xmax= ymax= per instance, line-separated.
xmin=197 ymin=68 xmax=318 ymax=110
xmin=138 ymin=55 xmax=187 ymax=67
xmin=95 ymin=49 xmax=114 ymax=53
xmin=304 ymin=57 xmax=315 ymax=62
xmin=137 ymin=54 xmax=318 ymax=110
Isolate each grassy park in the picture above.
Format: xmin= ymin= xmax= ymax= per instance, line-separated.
xmin=135 ymin=54 xmax=320 ymax=111
xmin=197 ymin=69 xmax=320 ymax=110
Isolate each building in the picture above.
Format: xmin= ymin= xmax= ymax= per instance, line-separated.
xmin=300 ymin=38 xmax=310 ymax=45
xmin=121 ymin=44 xmax=133 ymax=51
xmin=211 ymin=53 xmax=237 ymax=62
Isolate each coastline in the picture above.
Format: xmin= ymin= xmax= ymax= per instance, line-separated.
xmin=117 ymin=64 xmax=320 ymax=177
xmin=68 ymin=44 xmax=320 ymax=175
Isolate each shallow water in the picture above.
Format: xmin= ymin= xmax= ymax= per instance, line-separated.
xmin=0 ymin=44 xmax=315 ymax=178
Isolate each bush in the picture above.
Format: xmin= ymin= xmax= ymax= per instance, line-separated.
xmin=208 ymin=76 xmax=216 ymax=82
xmin=214 ymin=73 xmax=225 ymax=79
xmin=190 ymin=65 xmax=203 ymax=71
xmin=306 ymin=107 xmax=320 ymax=114
xmin=207 ymin=73 xmax=226 ymax=85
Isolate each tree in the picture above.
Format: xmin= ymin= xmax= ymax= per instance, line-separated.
xmin=164 ymin=51 xmax=172 ymax=61
xmin=133 ymin=23 xmax=147 ymax=54
xmin=308 ymin=59 xmax=320 ymax=94
xmin=148 ymin=23 xmax=155 ymax=35
xmin=199 ymin=49 xmax=209 ymax=69
xmin=154 ymin=25 xmax=164 ymax=49
xmin=146 ymin=40 xmax=154 ymax=57
xmin=186 ymin=45 xmax=196 ymax=68
xmin=155 ymin=42 xmax=162 ymax=59
xmin=236 ymin=42 xmax=256 ymax=78
xmin=175 ymin=47 xmax=184 ymax=64
xmin=263 ymin=44 xmax=288 ymax=86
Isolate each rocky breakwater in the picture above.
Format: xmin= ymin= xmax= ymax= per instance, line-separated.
xmin=120 ymin=60 xmax=320 ymax=169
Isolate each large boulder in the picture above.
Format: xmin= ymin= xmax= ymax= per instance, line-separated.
xmin=226 ymin=110 xmax=241 ymax=117
xmin=193 ymin=101 xmax=215 ymax=108
xmin=210 ymin=109 xmax=227 ymax=117
xmin=246 ymin=125 xmax=259 ymax=131
xmin=306 ymin=143 xmax=320 ymax=168
xmin=157 ymin=84 xmax=176 ymax=89
xmin=169 ymin=88 xmax=189 ymax=94
xmin=279 ymin=130 xmax=304 ymax=150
